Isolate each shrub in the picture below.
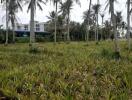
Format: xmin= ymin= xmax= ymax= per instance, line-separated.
xmin=29 ymin=45 xmax=40 ymax=54
xmin=101 ymin=48 xmax=110 ymax=57
xmin=112 ymin=51 xmax=121 ymax=60
xmin=0 ymin=30 xmax=14 ymax=43
xmin=15 ymin=37 xmax=29 ymax=43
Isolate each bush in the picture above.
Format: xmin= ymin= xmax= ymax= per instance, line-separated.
xmin=29 ymin=45 xmax=40 ymax=54
xmin=101 ymin=48 xmax=121 ymax=60
xmin=101 ymin=48 xmax=111 ymax=58
xmin=15 ymin=37 xmax=29 ymax=43
xmin=112 ymin=51 xmax=121 ymax=60
xmin=0 ymin=30 xmax=14 ymax=43
xmin=36 ymin=36 xmax=51 ymax=42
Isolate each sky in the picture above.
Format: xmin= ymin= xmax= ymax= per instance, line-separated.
xmin=0 ymin=0 xmax=127 ymax=27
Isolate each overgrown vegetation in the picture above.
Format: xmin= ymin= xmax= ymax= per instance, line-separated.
xmin=0 ymin=41 xmax=132 ymax=99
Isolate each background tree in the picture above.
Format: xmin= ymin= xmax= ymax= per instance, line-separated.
xmin=60 ymin=0 xmax=80 ymax=42
xmin=100 ymin=13 xmax=104 ymax=40
xmin=97 ymin=0 xmax=100 ymax=42
xmin=83 ymin=9 xmax=94 ymax=41
xmin=50 ymin=0 xmax=62 ymax=43
xmin=47 ymin=11 xmax=65 ymax=41
xmin=127 ymin=0 xmax=131 ymax=50
xmin=92 ymin=3 xmax=101 ymax=42
xmin=47 ymin=11 xmax=56 ymax=32
xmin=86 ymin=0 xmax=92 ymax=41
xmin=26 ymin=0 xmax=46 ymax=46
xmin=1 ymin=0 xmax=9 ymax=45
xmin=105 ymin=0 xmax=120 ymax=58
xmin=115 ymin=11 xmax=122 ymax=29
xmin=8 ymin=0 xmax=22 ymax=43
xmin=104 ymin=20 xmax=113 ymax=39
xmin=121 ymin=21 xmax=126 ymax=37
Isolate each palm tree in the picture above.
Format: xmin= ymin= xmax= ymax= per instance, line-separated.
xmin=50 ymin=0 xmax=61 ymax=43
xmin=127 ymin=0 xmax=131 ymax=50
xmin=115 ymin=11 xmax=122 ymax=29
xmin=60 ymin=0 xmax=72 ymax=42
xmin=26 ymin=0 xmax=46 ymax=46
xmin=8 ymin=0 xmax=22 ymax=43
xmin=60 ymin=0 xmax=80 ymax=42
xmin=47 ymin=11 xmax=65 ymax=38
xmin=121 ymin=21 xmax=126 ymax=37
xmin=100 ymin=13 xmax=104 ymax=40
xmin=83 ymin=9 xmax=94 ymax=41
xmin=47 ymin=11 xmax=56 ymax=23
xmin=86 ymin=0 xmax=92 ymax=41
xmin=97 ymin=0 xmax=100 ymax=42
xmin=47 ymin=11 xmax=56 ymax=34
xmin=1 ymin=0 xmax=9 ymax=45
xmin=104 ymin=20 xmax=112 ymax=39
xmin=92 ymin=3 xmax=100 ymax=42
xmin=105 ymin=0 xmax=120 ymax=58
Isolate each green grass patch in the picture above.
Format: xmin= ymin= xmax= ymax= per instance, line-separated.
xmin=0 ymin=41 xmax=132 ymax=99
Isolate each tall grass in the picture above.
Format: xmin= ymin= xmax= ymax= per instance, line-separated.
xmin=0 ymin=41 xmax=131 ymax=99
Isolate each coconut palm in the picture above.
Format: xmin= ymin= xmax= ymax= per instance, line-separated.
xmin=50 ymin=0 xmax=62 ymax=43
xmin=92 ymin=3 xmax=101 ymax=42
xmin=46 ymin=11 xmax=56 ymax=33
xmin=1 ymin=0 xmax=9 ymax=45
xmin=83 ymin=9 xmax=94 ymax=41
xmin=60 ymin=0 xmax=72 ymax=41
xmin=97 ymin=0 xmax=100 ymax=42
xmin=47 ymin=11 xmax=56 ymax=22
xmin=121 ymin=21 xmax=126 ymax=37
xmin=105 ymin=0 xmax=120 ymax=58
xmin=127 ymin=0 xmax=131 ymax=50
xmin=8 ymin=0 xmax=22 ymax=43
xmin=100 ymin=13 xmax=104 ymax=40
xmin=86 ymin=0 xmax=92 ymax=41
xmin=26 ymin=0 xmax=46 ymax=46
xmin=47 ymin=11 xmax=65 ymax=38
xmin=60 ymin=0 xmax=80 ymax=42
xmin=115 ymin=11 xmax=122 ymax=29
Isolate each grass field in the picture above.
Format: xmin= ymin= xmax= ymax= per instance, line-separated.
xmin=0 ymin=41 xmax=132 ymax=100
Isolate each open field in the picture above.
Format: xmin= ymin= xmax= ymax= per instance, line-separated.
xmin=0 ymin=41 xmax=132 ymax=100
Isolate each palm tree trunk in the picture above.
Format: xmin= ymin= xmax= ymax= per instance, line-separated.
xmin=67 ymin=12 xmax=70 ymax=41
xmin=111 ymin=2 xmax=120 ymax=54
xmin=85 ymin=27 xmax=87 ymax=41
xmin=101 ymin=16 xmax=104 ymax=40
xmin=12 ymin=23 xmax=15 ymax=43
xmin=30 ymin=0 xmax=35 ymax=45
xmin=127 ymin=0 xmax=131 ymax=50
xmin=54 ymin=2 xmax=57 ymax=43
xmin=86 ymin=0 xmax=92 ymax=42
xmin=97 ymin=13 xmax=99 ymax=42
xmin=95 ymin=15 xmax=97 ymax=41
xmin=96 ymin=0 xmax=99 ymax=42
xmin=86 ymin=25 xmax=88 ymax=41
xmin=5 ymin=0 xmax=8 ymax=45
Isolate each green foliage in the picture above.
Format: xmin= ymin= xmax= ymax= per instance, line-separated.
xmin=29 ymin=45 xmax=40 ymax=54
xmin=16 ymin=37 xmax=30 ymax=43
xmin=112 ymin=51 xmax=121 ymax=60
xmin=0 ymin=42 xmax=132 ymax=99
xmin=0 ymin=30 xmax=14 ymax=43
xmin=36 ymin=36 xmax=51 ymax=42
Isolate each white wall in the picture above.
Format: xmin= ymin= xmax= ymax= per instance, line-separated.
xmin=15 ymin=22 xmax=45 ymax=32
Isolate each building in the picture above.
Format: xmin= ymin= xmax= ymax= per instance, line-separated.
xmin=15 ymin=21 xmax=46 ymax=32
xmin=15 ymin=21 xmax=50 ymax=37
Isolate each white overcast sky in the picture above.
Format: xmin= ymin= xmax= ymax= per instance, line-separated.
xmin=0 ymin=0 xmax=127 ymax=26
